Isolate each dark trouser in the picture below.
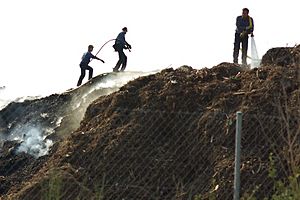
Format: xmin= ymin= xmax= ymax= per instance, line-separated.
xmin=77 ymin=64 xmax=93 ymax=86
xmin=113 ymin=49 xmax=127 ymax=72
xmin=233 ymin=32 xmax=249 ymax=65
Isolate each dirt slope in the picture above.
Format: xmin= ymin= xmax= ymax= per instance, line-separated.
xmin=0 ymin=72 xmax=150 ymax=197
xmin=1 ymin=45 xmax=300 ymax=200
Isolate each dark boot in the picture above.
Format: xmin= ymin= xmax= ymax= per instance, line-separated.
xmin=113 ymin=67 xmax=119 ymax=72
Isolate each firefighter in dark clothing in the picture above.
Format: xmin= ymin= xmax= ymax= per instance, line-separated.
xmin=77 ymin=45 xmax=105 ymax=86
xmin=113 ymin=27 xmax=131 ymax=72
xmin=233 ymin=8 xmax=254 ymax=66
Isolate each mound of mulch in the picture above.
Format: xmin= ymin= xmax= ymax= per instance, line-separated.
xmin=2 ymin=47 xmax=300 ymax=200
xmin=261 ymin=45 xmax=300 ymax=67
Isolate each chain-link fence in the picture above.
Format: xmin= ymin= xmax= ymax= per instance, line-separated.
xmin=238 ymin=112 xmax=300 ymax=199
xmin=11 ymin=109 xmax=230 ymax=200
xmin=1 ymin=107 xmax=298 ymax=200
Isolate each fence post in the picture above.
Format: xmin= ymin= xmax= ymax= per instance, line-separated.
xmin=234 ymin=111 xmax=242 ymax=200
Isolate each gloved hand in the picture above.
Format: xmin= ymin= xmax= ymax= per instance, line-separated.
xmin=251 ymin=32 xmax=254 ymax=37
xmin=240 ymin=31 xmax=247 ymax=38
xmin=127 ymin=44 xmax=132 ymax=49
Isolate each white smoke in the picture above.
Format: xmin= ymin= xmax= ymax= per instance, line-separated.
xmin=0 ymin=85 xmax=42 ymax=111
xmin=0 ymin=133 xmax=5 ymax=148
xmin=74 ymin=71 xmax=158 ymax=110
xmin=82 ymin=71 xmax=153 ymax=99
xmin=1 ymin=71 xmax=158 ymax=157
xmin=1 ymin=122 xmax=57 ymax=158
xmin=0 ymin=99 xmax=8 ymax=111
xmin=16 ymin=127 xmax=53 ymax=158
xmin=0 ymin=87 xmax=9 ymax=110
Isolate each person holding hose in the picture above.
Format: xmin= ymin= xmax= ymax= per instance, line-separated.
xmin=233 ymin=8 xmax=254 ymax=66
xmin=113 ymin=27 xmax=131 ymax=72
xmin=77 ymin=45 xmax=105 ymax=86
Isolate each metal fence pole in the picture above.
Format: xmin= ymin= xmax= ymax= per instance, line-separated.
xmin=234 ymin=111 xmax=242 ymax=200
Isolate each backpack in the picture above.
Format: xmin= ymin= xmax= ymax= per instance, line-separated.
xmin=113 ymin=44 xmax=121 ymax=51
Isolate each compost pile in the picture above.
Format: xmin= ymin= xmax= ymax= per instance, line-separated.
xmin=1 ymin=45 xmax=300 ymax=200
xmin=0 ymin=72 xmax=149 ymax=198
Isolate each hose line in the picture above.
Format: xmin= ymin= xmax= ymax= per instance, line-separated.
xmin=90 ymin=39 xmax=116 ymax=62
xmin=95 ymin=39 xmax=116 ymax=57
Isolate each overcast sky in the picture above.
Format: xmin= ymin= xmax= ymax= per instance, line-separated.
xmin=0 ymin=0 xmax=299 ymax=97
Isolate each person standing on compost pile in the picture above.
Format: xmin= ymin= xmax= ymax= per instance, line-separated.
xmin=77 ymin=45 xmax=105 ymax=86
xmin=233 ymin=8 xmax=254 ymax=66
xmin=113 ymin=27 xmax=131 ymax=72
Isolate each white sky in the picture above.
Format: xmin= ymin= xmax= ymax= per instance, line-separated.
xmin=0 ymin=0 xmax=299 ymax=97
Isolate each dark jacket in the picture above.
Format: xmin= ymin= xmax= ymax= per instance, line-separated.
xmin=115 ymin=31 xmax=129 ymax=48
xmin=235 ymin=16 xmax=254 ymax=34
xmin=80 ymin=52 xmax=97 ymax=65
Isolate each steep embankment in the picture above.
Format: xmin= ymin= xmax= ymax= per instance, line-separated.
xmin=1 ymin=45 xmax=300 ymax=200
xmin=0 ymin=71 xmax=153 ymax=197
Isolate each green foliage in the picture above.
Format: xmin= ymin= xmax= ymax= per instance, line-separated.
xmin=193 ymin=194 xmax=202 ymax=200
xmin=242 ymin=153 xmax=300 ymax=200
xmin=268 ymin=152 xmax=277 ymax=179
xmin=44 ymin=170 xmax=62 ymax=200
xmin=192 ymin=178 xmax=218 ymax=200
xmin=268 ymin=153 xmax=300 ymax=199
xmin=95 ymin=174 xmax=106 ymax=200
xmin=192 ymin=193 xmax=217 ymax=200
xmin=270 ymin=175 xmax=300 ymax=200
xmin=229 ymin=75 xmax=241 ymax=81
xmin=241 ymin=185 xmax=260 ymax=200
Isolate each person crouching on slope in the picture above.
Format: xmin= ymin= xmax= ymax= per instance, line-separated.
xmin=233 ymin=8 xmax=254 ymax=66
xmin=113 ymin=27 xmax=131 ymax=72
xmin=77 ymin=45 xmax=105 ymax=86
